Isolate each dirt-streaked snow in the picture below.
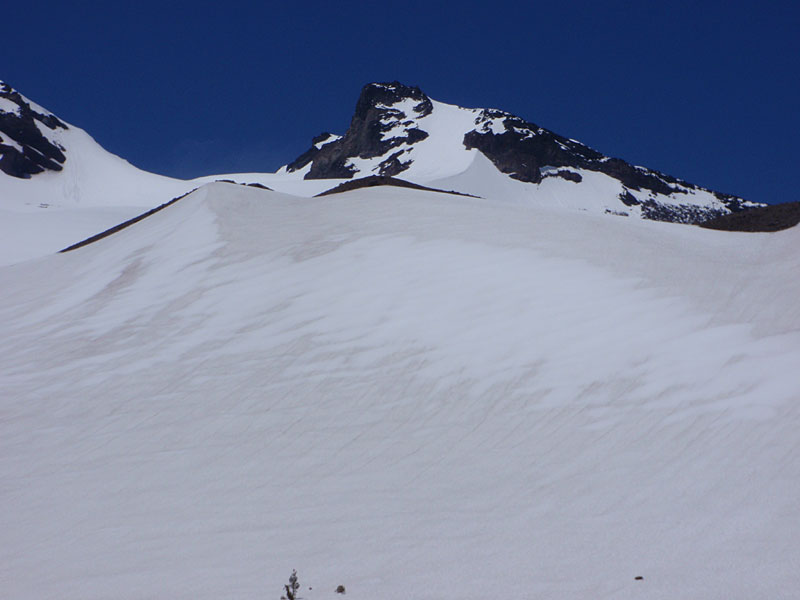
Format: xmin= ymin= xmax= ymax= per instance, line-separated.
xmin=1 ymin=182 xmax=799 ymax=599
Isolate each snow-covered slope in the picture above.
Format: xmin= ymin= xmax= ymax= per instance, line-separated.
xmin=0 ymin=81 xmax=190 ymax=209
xmin=0 ymin=81 xmax=349 ymax=265
xmin=2 ymin=182 xmax=799 ymax=599
xmin=285 ymin=82 xmax=763 ymax=223
xmin=0 ymin=80 xmax=196 ymax=264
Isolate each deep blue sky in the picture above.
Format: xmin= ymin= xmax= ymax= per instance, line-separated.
xmin=5 ymin=1 xmax=798 ymax=204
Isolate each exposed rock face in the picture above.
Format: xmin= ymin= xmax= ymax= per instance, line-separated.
xmin=287 ymin=81 xmax=761 ymax=224
xmin=287 ymin=82 xmax=432 ymax=179
xmin=464 ymin=108 xmax=604 ymax=184
xmin=700 ymin=201 xmax=800 ymax=232
xmin=463 ymin=108 xmax=750 ymax=220
xmin=0 ymin=81 xmax=68 ymax=178
xmin=314 ymin=175 xmax=477 ymax=198
xmin=284 ymin=132 xmax=341 ymax=173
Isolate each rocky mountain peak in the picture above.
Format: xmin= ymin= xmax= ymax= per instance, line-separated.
xmin=286 ymin=81 xmax=433 ymax=179
xmin=0 ymin=81 xmax=69 ymax=178
xmin=352 ymin=81 xmax=433 ymax=121
xmin=284 ymin=80 xmax=761 ymax=223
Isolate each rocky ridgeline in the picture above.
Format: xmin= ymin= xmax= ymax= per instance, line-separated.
xmin=0 ymin=81 xmax=69 ymax=178
xmin=288 ymin=81 xmax=758 ymax=223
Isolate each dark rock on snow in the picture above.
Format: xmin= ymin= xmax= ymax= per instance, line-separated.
xmin=288 ymin=80 xmax=760 ymax=224
xmin=287 ymin=82 xmax=432 ymax=179
xmin=315 ymin=174 xmax=478 ymax=198
xmin=0 ymin=81 xmax=69 ymax=178
xmin=3 ymin=76 xmax=769 ymax=228
xmin=700 ymin=201 xmax=800 ymax=232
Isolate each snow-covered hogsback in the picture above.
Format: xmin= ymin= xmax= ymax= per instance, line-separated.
xmin=0 ymin=81 xmax=69 ymax=178
xmin=286 ymin=81 xmax=762 ymax=223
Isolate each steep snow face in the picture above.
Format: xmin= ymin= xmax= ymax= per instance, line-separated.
xmin=1 ymin=182 xmax=799 ymax=599
xmin=287 ymin=82 xmax=762 ymax=223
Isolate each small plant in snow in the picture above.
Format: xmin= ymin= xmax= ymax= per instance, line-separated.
xmin=281 ymin=569 xmax=300 ymax=600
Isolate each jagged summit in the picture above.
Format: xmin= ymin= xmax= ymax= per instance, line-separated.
xmin=286 ymin=81 xmax=761 ymax=223
xmin=353 ymin=81 xmax=433 ymax=122
xmin=0 ymin=80 xmax=69 ymax=178
xmin=286 ymin=82 xmax=434 ymax=179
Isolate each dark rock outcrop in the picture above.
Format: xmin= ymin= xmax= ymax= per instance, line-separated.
xmin=640 ymin=200 xmax=725 ymax=225
xmin=461 ymin=110 xmax=760 ymax=222
xmin=465 ymin=108 xmax=726 ymax=205
xmin=464 ymin=108 xmax=604 ymax=184
xmin=287 ymin=82 xmax=432 ymax=179
xmin=0 ymin=81 xmax=69 ymax=178
xmin=315 ymin=175 xmax=477 ymax=198
xmin=619 ymin=189 xmax=640 ymax=207
xmin=542 ymin=168 xmax=582 ymax=183
xmin=285 ymin=132 xmax=340 ymax=173
xmin=285 ymin=80 xmax=761 ymax=224
xmin=699 ymin=201 xmax=800 ymax=232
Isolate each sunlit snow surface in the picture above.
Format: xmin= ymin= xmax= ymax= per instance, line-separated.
xmin=2 ymin=183 xmax=800 ymax=599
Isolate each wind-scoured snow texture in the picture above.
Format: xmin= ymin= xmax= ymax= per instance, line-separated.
xmin=287 ymin=81 xmax=762 ymax=223
xmin=1 ymin=182 xmax=799 ymax=600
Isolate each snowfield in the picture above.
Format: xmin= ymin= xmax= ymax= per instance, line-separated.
xmin=1 ymin=182 xmax=799 ymax=599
